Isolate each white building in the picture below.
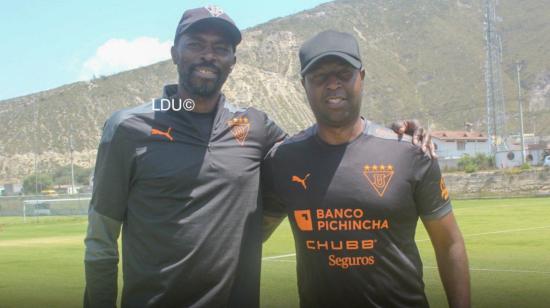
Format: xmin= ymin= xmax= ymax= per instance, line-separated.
xmin=431 ymin=130 xmax=490 ymax=169
xmin=495 ymin=143 xmax=550 ymax=168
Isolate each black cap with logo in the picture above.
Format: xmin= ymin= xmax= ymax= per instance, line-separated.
xmin=299 ymin=30 xmax=362 ymax=76
xmin=174 ymin=5 xmax=242 ymax=46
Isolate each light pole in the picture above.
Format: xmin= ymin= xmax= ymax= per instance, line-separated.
xmin=69 ymin=122 xmax=76 ymax=195
xmin=516 ymin=62 xmax=526 ymax=164
xmin=34 ymin=101 xmax=39 ymax=194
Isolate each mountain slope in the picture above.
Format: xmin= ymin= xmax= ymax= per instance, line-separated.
xmin=1 ymin=0 xmax=548 ymax=182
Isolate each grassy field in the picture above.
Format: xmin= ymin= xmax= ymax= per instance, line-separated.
xmin=0 ymin=198 xmax=549 ymax=307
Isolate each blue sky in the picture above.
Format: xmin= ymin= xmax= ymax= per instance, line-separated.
xmin=0 ymin=0 xmax=329 ymax=101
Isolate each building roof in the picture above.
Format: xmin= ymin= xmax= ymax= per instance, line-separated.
xmin=432 ymin=130 xmax=488 ymax=141
xmin=527 ymin=143 xmax=550 ymax=150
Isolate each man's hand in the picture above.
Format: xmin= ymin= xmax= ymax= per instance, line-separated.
xmin=390 ymin=120 xmax=437 ymax=159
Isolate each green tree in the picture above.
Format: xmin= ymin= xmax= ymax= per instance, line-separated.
xmin=22 ymin=174 xmax=53 ymax=194
xmin=51 ymin=165 xmax=93 ymax=186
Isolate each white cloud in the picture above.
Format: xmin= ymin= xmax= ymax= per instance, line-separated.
xmin=80 ymin=37 xmax=171 ymax=80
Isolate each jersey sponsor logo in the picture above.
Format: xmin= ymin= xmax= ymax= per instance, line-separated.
xmin=306 ymin=239 xmax=376 ymax=251
xmin=205 ymin=5 xmax=224 ymax=17
xmin=328 ymin=255 xmax=375 ymax=269
xmin=315 ymin=209 xmax=389 ymax=231
xmin=440 ymin=177 xmax=449 ymax=201
xmin=227 ymin=117 xmax=250 ymax=146
xmin=295 ymin=207 xmax=389 ymax=269
xmin=363 ymin=164 xmax=394 ymax=197
xmin=151 ymin=127 xmax=174 ymax=141
xmin=294 ymin=209 xmax=313 ymax=231
xmin=291 ymin=173 xmax=310 ymax=190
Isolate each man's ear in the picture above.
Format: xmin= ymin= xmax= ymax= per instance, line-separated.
xmin=301 ymin=77 xmax=306 ymax=89
xmin=360 ymin=68 xmax=366 ymax=81
xmin=170 ymin=45 xmax=177 ymax=65
xmin=230 ymin=55 xmax=236 ymax=72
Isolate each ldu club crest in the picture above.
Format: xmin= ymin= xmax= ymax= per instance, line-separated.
xmin=205 ymin=5 xmax=224 ymax=17
xmin=363 ymin=164 xmax=394 ymax=197
xmin=227 ymin=117 xmax=250 ymax=146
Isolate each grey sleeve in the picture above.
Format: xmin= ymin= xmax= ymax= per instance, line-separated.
xmin=413 ymin=154 xmax=452 ymax=220
xmin=84 ymin=210 xmax=121 ymax=308
xmin=84 ymin=120 xmax=134 ymax=308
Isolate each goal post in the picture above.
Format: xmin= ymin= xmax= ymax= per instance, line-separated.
xmin=0 ymin=194 xmax=91 ymax=222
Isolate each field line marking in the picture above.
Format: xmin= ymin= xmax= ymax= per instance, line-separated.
xmin=263 ymin=253 xmax=296 ymax=260
xmin=454 ymin=202 xmax=548 ymax=211
xmin=424 ymin=266 xmax=550 ymax=275
xmin=415 ymin=225 xmax=550 ymax=242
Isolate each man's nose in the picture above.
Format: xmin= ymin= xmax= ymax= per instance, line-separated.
xmin=326 ymin=74 xmax=341 ymax=90
xmin=200 ymin=45 xmax=217 ymax=62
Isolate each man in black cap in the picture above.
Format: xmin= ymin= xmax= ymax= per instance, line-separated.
xmin=262 ymin=30 xmax=470 ymax=308
xmin=83 ymin=5 xmax=287 ymax=308
xmin=84 ymin=5 xmax=435 ymax=307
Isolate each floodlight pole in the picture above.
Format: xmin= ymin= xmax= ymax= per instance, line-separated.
xmin=70 ymin=129 xmax=76 ymax=195
xmin=516 ymin=62 xmax=526 ymax=164
xmin=34 ymin=104 xmax=39 ymax=194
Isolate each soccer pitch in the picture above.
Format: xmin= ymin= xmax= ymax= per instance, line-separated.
xmin=0 ymin=198 xmax=549 ymax=307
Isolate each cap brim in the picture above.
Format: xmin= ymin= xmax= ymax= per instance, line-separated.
xmin=186 ymin=17 xmax=242 ymax=46
xmin=301 ymin=51 xmax=362 ymax=76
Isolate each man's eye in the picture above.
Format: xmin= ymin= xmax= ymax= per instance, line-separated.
xmin=187 ymin=42 xmax=202 ymax=50
xmin=215 ymin=46 xmax=231 ymax=54
xmin=311 ymin=74 xmax=327 ymax=84
xmin=339 ymin=70 xmax=353 ymax=80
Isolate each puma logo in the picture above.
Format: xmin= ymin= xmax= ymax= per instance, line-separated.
xmin=292 ymin=173 xmax=311 ymax=190
xmin=151 ymin=127 xmax=174 ymax=141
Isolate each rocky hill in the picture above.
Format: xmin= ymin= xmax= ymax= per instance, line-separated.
xmin=1 ymin=0 xmax=549 ymax=182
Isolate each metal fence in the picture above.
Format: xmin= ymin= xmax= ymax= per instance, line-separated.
xmin=0 ymin=194 xmax=91 ymax=221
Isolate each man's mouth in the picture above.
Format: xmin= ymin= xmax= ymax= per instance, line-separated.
xmin=192 ymin=66 xmax=219 ymax=79
xmin=325 ymin=96 xmax=347 ymax=109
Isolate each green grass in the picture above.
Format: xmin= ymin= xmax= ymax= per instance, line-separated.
xmin=0 ymin=198 xmax=549 ymax=307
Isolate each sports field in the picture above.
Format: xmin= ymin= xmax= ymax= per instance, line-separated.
xmin=0 ymin=197 xmax=549 ymax=307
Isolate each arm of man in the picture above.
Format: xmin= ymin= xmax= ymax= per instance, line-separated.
xmin=260 ymin=158 xmax=286 ymax=242
xmin=84 ymin=213 xmax=122 ymax=308
xmin=260 ymin=112 xmax=288 ymax=242
xmin=261 ymin=176 xmax=287 ymax=242
xmin=84 ymin=118 xmax=134 ymax=308
xmin=423 ymin=212 xmax=470 ymax=308
xmin=413 ymin=148 xmax=469 ymax=308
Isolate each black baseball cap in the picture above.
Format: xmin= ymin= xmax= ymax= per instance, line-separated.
xmin=299 ymin=30 xmax=362 ymax=76
xmin=174 ymin=5 xmax=242 ymax=46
